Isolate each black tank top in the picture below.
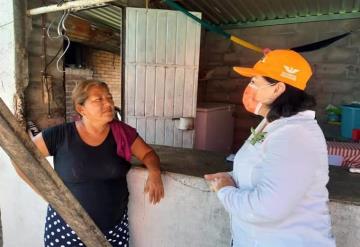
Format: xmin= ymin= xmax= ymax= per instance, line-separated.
xmin=42 ymin=122 xmax=131 ymax=230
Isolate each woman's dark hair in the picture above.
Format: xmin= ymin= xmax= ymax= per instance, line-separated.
xmin=264 ymin=77 xmax=316 ymax=122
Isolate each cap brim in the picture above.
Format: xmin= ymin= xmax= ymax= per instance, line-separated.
xmin=233 ymin=67 xmax=261 ymax=77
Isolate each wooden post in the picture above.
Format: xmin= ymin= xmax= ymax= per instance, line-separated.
xmin=0 ymin=98 xmax=111 ymax=247
xmin=27 ymin=0 xmax=119 ymax=16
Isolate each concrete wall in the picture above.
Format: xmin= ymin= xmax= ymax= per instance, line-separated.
xmin=0 ymin=0 xmax=17 ymax=246
xmin=199 ymin=19 xmax=360 ymax=150
xmin=127 ymin=168 xmax=231 ymax=247
xmin=128 ymin=168 xmax=359 ymax=247
xmin=0 ymin=162 xmax=47 ymax=247
xmin=0 ymin=0 xmax=16 ymax=107
xmin=0 ymin=209 xmax=2 ymax=247
xmin=0 ymin=1 xmax=48 ymax=246
xmin=330 ymin=201 xmax=360 ymax=247
xmin=25 ymin=0 xmax=65 ymax=130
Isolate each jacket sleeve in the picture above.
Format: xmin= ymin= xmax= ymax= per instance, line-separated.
xmin=217 ymin=125 xmax=320 ymax=224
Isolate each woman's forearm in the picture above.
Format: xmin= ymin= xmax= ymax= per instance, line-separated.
xmin=142 ymin=150 xmax=161 ymax=174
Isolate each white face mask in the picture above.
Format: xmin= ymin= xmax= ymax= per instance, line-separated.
xmin=243 ymin=82 xmax=275 ymax=115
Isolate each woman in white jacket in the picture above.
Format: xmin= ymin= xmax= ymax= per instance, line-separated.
xmin=205 ymin=50 xmax=335 ymax=247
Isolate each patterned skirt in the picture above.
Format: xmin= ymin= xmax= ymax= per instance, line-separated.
xmin=44 ymin=206 xmax=129 ymax=247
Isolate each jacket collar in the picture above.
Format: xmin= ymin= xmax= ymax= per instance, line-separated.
xmin=258 ymin=110 xmax=316 ymax=134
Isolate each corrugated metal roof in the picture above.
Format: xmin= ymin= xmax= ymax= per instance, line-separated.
xmin=51 ymin=0 xmax=360 ymax=32
xmin=74 ymin=4 xmax=122 ymax=31
xmin=176 ymin=0 xmax=360 ymax=28
xmin=43 ymin=0 xmax=124 ymax=31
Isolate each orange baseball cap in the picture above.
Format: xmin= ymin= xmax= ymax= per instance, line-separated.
xmin=233 ymin=49 xmax=312 ymax=90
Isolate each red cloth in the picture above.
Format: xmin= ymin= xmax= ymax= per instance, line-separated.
xmin=110 ymin=120 xmax=138 ymax=162
xmin=327 ymin=141 xmax=360 ymax=168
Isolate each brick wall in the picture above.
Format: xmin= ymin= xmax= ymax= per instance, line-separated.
xmin=199 ymin=19 xmax=360 ymax=150
xmin=65 ymin=68 xmax=93 ymax=122
xmin=90 ymin=49 xmax=121 ymax=107
xmin=64 ymin=49 xmax=121 ymax=122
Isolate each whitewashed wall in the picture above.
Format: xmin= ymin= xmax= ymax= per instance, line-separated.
xmin=0 ymin=1 xmax=47 ymax=246
xmin=0 ymin=0 xmax=16 ymax=107
xmin=128 ymin=168 xmax=231 ymax=247
xmin=128 ymin=168 xmax=360 ymax=247
xmin=0 ymin=0 xmax=17 ymax=246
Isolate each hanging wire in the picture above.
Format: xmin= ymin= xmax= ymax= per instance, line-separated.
xmin=45 ymin=45 xmax=62 ymax=72
xmin=56 ymin=35 xmax=70 ymax=73
xmin=46 ymin=10 xmax=65 ymax=39
xmin=46 ymin=10 xmax=71 ymax=73
xmin=45 ymin=12 xmax=64 ymax=71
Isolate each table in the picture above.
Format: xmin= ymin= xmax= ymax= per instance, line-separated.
xmin=327 ymin=141 xmax=360 ymax=168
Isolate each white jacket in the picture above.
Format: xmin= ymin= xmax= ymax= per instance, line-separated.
xmin=217 ymin=111 xmax=336 ymax=247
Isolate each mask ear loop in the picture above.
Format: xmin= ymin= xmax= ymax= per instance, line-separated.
xmin=253 ymin=83 xmax=276 ymax=115
xmin=254 ymin=103 xmax=263 ymax=115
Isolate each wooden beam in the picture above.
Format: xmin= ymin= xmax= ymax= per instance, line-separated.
xmin=0 ymin=98 xmax=111 ymax=247
xmin=27 ymin=0 xmax=117 ymax=16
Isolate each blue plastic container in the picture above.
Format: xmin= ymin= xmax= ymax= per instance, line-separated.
xmin=341 ymin=104 xmax=360 ymax=138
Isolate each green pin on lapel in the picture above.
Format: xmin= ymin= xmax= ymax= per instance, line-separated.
xmin=249 ymin=127 xmax=267 ymax=145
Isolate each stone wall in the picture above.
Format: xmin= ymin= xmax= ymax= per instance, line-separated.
xmin=199 ymin=19 xmax=360 ymax=150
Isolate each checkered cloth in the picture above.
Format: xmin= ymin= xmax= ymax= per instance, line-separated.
xmin=327 ymin=141 xmax=360 ymax=168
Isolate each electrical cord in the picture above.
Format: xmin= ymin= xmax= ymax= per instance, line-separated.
xmin=46 ymin=10 xmax=71 ymax=73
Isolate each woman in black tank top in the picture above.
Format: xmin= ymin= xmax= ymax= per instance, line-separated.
xmin=32 ymin=80 xmax=164 ymax=247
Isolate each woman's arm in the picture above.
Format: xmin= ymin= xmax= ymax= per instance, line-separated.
xmin=131 ymin=136 xmax=164 ymax=204
xmin=216 ymin=125 xmax=318 ymax=224
xmin=32 ymin=132 xmax=50 ymax=156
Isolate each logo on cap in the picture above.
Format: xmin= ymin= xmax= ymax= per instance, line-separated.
xmin=281 ymin=65 xmax=300 ymax=81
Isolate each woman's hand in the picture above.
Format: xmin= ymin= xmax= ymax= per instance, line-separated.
xmin=131 ymin=137 xmax=164 ymax=204
xmin=204 ymin=172 xmax=235 ymax=192
xmin=144 ymin=171 xmax=164 ymax=204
